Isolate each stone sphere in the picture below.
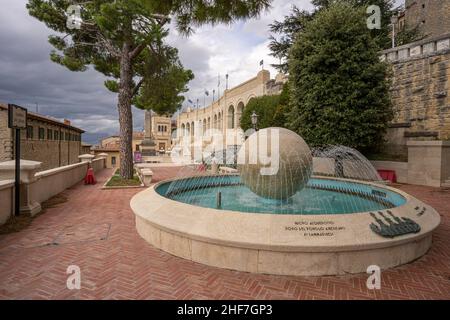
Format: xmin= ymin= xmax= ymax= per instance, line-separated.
xmin=237 ymin=127 xmax=312 ymax=200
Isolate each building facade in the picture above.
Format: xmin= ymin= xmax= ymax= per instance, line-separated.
xmin=380 ymin=33 xmax=450 ymax=157
xmin=0 ymin=103 xmax=84 ymax=171
xmin=175 ymin=70 xmax=286 ymax=150
xmin=93 ymin=112 xmax=173 ymax=168
xmin=403 ymin=0 xmax=450 ymax=38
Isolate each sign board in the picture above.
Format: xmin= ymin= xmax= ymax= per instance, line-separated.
xmin=134 ymin=151 xmax=142 ymax=163
xmin=8 ymin=104 xmax=27 ymax=129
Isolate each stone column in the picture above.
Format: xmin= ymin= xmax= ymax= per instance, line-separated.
xmin=0 ymin=159 xmax=42 ymax=216
xmin=78 ymin=154 xmax=95 ymax=163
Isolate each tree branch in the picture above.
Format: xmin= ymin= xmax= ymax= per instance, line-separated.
xmin=132 ymin=78 xmax=144 ymax=97
xmin=129 ymin=42 xmax=146 ymax=60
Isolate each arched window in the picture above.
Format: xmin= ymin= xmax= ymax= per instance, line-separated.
xmin=236 ymin=102 xmax=244 ymax=128
xmin=228 ymin=105 xmax=235 ymax=129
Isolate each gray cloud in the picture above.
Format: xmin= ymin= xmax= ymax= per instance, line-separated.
xmin=2 ymin=0 xmax=398 ymax=143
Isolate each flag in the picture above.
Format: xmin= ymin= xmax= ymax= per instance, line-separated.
xmin=259 ymin=60 xmax=264 ymax=66
xmin=188 ymin=99 xmax=193 ymax=104
xmin=205 ymin=90 xmax=209 ymax=96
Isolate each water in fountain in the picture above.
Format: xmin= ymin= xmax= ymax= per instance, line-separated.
xmin=159 ymin=129 xmax=401 ymax=215
xmin=312 ymin=145 xmax=382 ymax=182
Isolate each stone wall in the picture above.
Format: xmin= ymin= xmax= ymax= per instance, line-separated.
xmin=380 ymin=33 xmax=450 ymax=157
xmin=32 ymin=158 xmax=105 ymax=204
xmin=0 ymin=109 xmax=12 ymax=161
xmin=0 ymin=158 xmax=106 ymax=225
xmin=0 ymin=180 xmax=14 ymax=225
xmin=404 ymin=0 xmax=450 ymax=38
xmin=0 ymin=106 xmax=83 ymax=171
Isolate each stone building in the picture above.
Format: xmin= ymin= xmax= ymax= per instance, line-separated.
xmin=380 ymin=33 xmax=450 ymax=157
xmin=92 ymin=112 xmax=173 ymax=168
xmin=176 ymin=70 xmax=286 ymax=149
xmin=92 ymin=136 xmax=120 ymax=169
xmin=0 ymin=103 xmax=84 ymax=170
xmin=131 ymin=113 xmax=173 ymax=154
xmin=402 ymin=0 xmax=450 ymax=38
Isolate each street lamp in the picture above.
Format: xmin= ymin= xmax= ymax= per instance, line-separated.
xmin=251 ymin=111 xmax=258 ymax=131
xmin=391 ymin=15 xmax=398 ymax=49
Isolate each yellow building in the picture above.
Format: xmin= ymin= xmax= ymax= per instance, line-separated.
xmin=176 ymin=70 xmax=286 ymax=148
xmin=93 ymin=112 xmax=173 ymax=168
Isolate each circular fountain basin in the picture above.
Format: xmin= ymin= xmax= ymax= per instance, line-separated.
xmin=131 ymin=175 xmax=440 ymax=276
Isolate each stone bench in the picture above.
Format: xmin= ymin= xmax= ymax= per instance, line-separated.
xmin=141 ymin=169 xmax=153 ymax=187
xmin=134 ymin=164 xmax=154 ymax=186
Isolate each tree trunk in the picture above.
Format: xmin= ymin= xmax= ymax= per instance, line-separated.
xmin=118 ymin=42 xmax=134 ymax=180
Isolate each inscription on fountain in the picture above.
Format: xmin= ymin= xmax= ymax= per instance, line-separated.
xmin=284 ymin=220 xmax=346 ymax=237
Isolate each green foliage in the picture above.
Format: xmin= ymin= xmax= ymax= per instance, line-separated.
xmin=269 ymin=7 xmax=312 ymax=73
xmin=272 ymin=84 xmax=290 ymax=127
xmin=269 ymin=0 xmax=423 ymax=72
xmin=240 ymin=84 xmax=291 ymax=131
xmin=135 ymin=46 xmax=194 ymax=115
xmin=27 ymin=0 xmax=271 ymax=178
xmin=26 ymin=0 xmax=272 ymax=111
xmin=287 ymin=2 xmax=392 ymax=151
xmin=240 ymin=95 xmax=281 ymax=131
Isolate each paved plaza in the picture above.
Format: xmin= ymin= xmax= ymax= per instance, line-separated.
xmin=0 ymin=167 xmax=449 ymax=300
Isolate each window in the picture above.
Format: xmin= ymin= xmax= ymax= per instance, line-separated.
xmin=422 ymin=4 xmax=425 ymax=9
xmin=65 ymin=132 xmax=70 ymax=141
xmin=26 ymin=126 xmax=34 ymax=139
xmin=111 ymin=156 xmax=116 ymax=166
xmin=47 ymin=129 xmax=53 ymax=140
xmin=54 ymin=131 xmax=59 ymax=140
xmin=38 ymin=127 xmax=45 ymax=140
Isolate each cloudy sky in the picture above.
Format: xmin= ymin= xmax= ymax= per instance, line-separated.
xmin=0 ymin=0 xmax=403 ymax=144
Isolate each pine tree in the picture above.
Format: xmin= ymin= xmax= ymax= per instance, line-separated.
xmin=27 ymin=0 xmax=271 ymax=179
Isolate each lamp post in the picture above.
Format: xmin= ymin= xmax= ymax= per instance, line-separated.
xmin=391 ymin=15 xmax=398 ymax=49
xmin=251 ymin=111 xmax=258 ymax=131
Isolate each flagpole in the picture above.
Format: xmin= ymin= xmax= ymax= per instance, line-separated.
xmin=217 ymin=73 xmax=220 ymax=100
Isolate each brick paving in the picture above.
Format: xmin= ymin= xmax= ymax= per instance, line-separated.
xmin=0 ymin=167 xmax=449 ymax=300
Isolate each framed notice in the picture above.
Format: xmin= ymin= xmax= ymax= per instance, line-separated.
xmin=8 ymin=104 xmax=28 ymax=129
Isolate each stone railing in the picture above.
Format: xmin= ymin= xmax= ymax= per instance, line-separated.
xmin=33 ymin=158 xmax=105 ymax=204
xmin=380 ymin=33 xmax=450 ymax=62
xmin=0 ymin=156 xmax=106 ymax=225
xmin=0 ymin=179 xmax=14 ymax=225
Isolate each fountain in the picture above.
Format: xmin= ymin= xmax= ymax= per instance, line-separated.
xmin=131 ymin=128 xmax=440 ymax=276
